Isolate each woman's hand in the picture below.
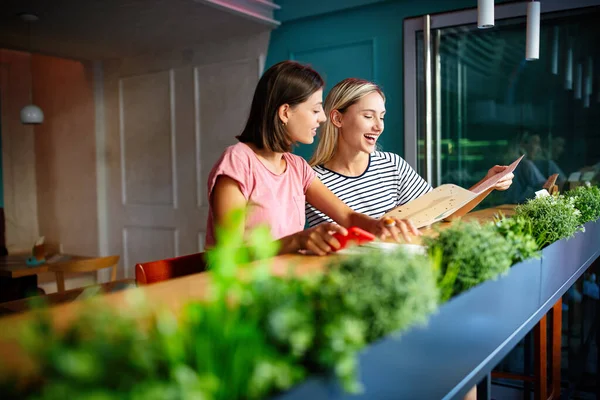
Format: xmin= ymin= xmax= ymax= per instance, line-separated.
xmin=281 ymin=223 xmax=348 ymax=256
xmin=484 ymin=165 xmax=514 ymax=191
xmin=375 ymin=217 xmax=420 ymax=243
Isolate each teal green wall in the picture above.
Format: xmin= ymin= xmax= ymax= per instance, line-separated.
xmin=275 ymin=0 xmax=387 ymax=22
xmin=267 ymin=0 xmax=508 ymax=161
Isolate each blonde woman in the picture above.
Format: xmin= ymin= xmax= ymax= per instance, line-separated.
xmin=306 ymin=78 xmax=515 ymax=228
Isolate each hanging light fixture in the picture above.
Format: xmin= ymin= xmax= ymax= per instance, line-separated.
xmin=565 ymin=44 xmax=573 ymax=90
xmin=584 ymin=57 xmax=593 ymax=108
xmin=477 ymin=0 xmax=494 ymax=29
xmin=19 ymin=12 xmax=44 ymax=125
xmin=575 ymin=62 xmax=583 ymax=100
xmin=551 ymin=26 xmax=559 ymax=74
xmin=525 ymin=1 xmax=541 ymax=61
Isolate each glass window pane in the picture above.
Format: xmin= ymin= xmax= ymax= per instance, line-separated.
xmin=417 ymin=7 xmax=600 ymax=206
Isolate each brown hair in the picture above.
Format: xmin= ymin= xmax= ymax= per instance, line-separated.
xmin=237 ymin=60 xmax=324 ymax=153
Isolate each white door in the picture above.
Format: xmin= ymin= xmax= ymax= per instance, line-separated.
xmin=103 ymin=57 xmax=261 ymax=278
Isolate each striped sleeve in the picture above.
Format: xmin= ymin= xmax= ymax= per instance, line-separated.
xmin=305 ymin=169 xmax=335 ymax=227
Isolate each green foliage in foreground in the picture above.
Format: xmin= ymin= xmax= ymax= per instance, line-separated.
xmin=2 ymin=209 xmax=439 ymax=399
xmin=493 ymin=215 xmax=540 ymax=264
xmin=424 ymin=221 xmax=513 ymax=302
xmin=515 ymin=195 xmax=582 ymax=248
xmin=253 ymin=250 xmax=439 ymax=392
xmin=564 ymin=185 xmax=600 ymax=225
xmin=5 ymin=185 xmax=600 ymax=399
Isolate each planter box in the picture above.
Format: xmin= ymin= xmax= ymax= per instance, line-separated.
xmin=275 ymin=220 xmax=600 ymax=400
xmin=540 ymin=220 xmax=600 ymax=303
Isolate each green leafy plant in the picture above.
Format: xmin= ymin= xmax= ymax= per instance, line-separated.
xmin=514 ymin=194 xmax=582 ymax=248
xmin=176 ymin=301 xmax=305 ymax=400
xmin=17 ymin=300 xmax=217 ymax=400
xmin=564 ymin=185 xmax=600 ymax=225
xmin=493 ymin=215 xmax=540 ymax=265
xmin=205 ymin=207 xmax=280 ymax=301
xmin=424 ymin=221 xmax=513 ymax=302
xmin=4 ymin=208 xmax=299 ymax=400
xmin=2 ymin=208 xmax=440 ymax=399
xmin=251 ymin=249 xmax=439 ymax=393
xmin=313 ymin=250 xmax=438 ymax=392
xmin=323 ymin=251 xmax=439 ymax=343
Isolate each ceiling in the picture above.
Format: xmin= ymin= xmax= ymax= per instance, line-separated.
xmin=0 ymin=0 xmax=276 ymax=61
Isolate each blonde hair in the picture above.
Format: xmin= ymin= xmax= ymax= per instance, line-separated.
xmin=309 ymin=78 xmax=385 ymax=167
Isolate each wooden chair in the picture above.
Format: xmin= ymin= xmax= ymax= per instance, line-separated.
xmin=492 ymin=298 xmax=562 ymax=400
xmin=48 ymin=255 xmax=120 ymax=293
xmin=135 ymin=252 xmax=207 ymax=285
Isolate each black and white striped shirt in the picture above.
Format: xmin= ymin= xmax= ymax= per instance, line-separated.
xmin=305 ymin=151 xmax=432 ymax=227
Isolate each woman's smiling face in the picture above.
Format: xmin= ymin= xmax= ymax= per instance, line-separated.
xmin=335 ymin=91 xmax=386 ymax=154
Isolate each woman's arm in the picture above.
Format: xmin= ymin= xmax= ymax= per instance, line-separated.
xmin=211 ymin=175 xmax=347 ymax=255
xmin=305 ymin=178 xmax=419 ymax=242
xmin=210 ymin=175 xmax=248 ymax=240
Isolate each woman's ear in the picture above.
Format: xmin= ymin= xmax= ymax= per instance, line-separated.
xmin=330 ymin=110 xmax=343 ymax=128
xmin=278 ymin=104 xmax=290 ymax=125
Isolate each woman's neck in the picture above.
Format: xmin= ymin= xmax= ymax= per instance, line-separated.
xmin=254 ymin=146 xmax=284 ymax=163
xmin=246 ymin=142 xmax=286 ymax=173
xmin=325 ymin=142 xmax=369 ymax=177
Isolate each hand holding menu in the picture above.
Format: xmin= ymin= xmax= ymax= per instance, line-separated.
xmin=468 ymin=155 xmax=524 ymax=194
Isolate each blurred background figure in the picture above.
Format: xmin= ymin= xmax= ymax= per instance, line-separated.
xmin=534 ymin=135 xmax=567 ymax=187
xmin=503 ymin=132 xmax=547 ymax=204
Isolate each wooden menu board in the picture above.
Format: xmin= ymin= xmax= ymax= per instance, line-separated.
xmin=382 ymin=184 xmax=478 ymax=228
xmin=383 ymin=155 xmax=524 ymax=227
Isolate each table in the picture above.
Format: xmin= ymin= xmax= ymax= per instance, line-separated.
xmin=0 ymin=279 xmax=137 ymax=316
xmin=0 ymin=254 xmax=90 ymax=303
xmin=0 ymin=254 xmax=88 ymax=279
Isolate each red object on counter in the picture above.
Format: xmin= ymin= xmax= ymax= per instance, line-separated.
xmin=332 ymin=227 xmax=376 ymax=250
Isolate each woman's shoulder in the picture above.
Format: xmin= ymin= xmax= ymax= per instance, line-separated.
xmin=222 ymin=142 xmax=252 ymax=158
xmin=371 ymin=151 xmax=405 ymax=167
xmin=215 ymin=142 xmax=260 ymax=169
xmin=209 ymin=143 xmax=256 ymax=176
xmin=311 ymin=162 xmax=328 ymax=172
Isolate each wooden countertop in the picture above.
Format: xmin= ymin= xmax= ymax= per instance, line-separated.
xmin=0 ymin=205 xmax=516 ymax=327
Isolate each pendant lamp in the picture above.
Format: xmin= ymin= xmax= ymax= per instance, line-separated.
xmin=477 ymin=0 xmax=494 ymax=29
xmin=525 ymin=1 xmax=541 ymax=61
xmin=19 ymin=13 xmax=44 ymax=125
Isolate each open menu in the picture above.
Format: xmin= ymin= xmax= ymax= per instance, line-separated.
xmin=382 ymin=184 xmax=478 ymax=228
xmin=382 ymin=155 xmax=524 ymax=228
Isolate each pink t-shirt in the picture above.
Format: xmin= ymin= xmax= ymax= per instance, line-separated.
xmin=205 ymin=142 xmax=316 ymax=247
